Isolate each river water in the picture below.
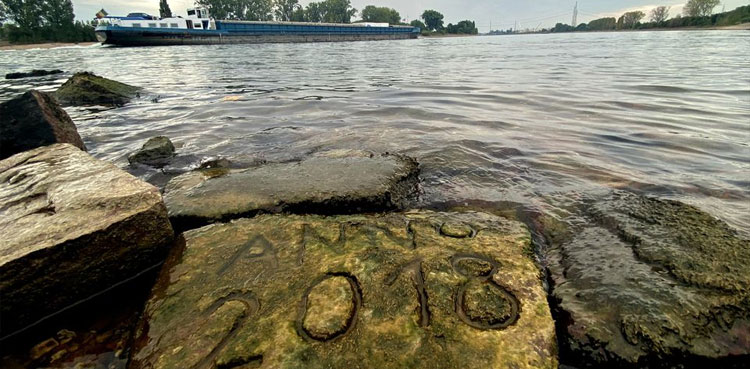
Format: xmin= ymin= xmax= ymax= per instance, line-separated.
xmin=1 ymin=31 xmax=749 ymax=235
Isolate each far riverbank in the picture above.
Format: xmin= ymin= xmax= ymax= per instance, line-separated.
xmin=0 ymin=42 xmax=99 ymax=51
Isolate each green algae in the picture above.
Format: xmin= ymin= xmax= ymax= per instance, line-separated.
xmin=130 ymin=211 xmax=557 ymax=369
xmin=547 ymin=191 xmax=750 ymax=368
xmin=55 ymin=72 xmax=140 ymax=106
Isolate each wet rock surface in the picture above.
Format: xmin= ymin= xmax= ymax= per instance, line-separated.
xmin=0 ymin=144 xmax=174 ymax=335
xmin=128 ymin=136 xmax=176 ymax=168
xmin=546 ymin=191 xmax=750 ymax=368
xmin=163 ymin=154 xmax=420 ymax=230
xmin=55 ymin=72 xmax=140 ymax=106
xmin=130 ymin=211 xmax=557 ymax=369
xmin=0 ymin=90 xmax=86 ymax=160
xmin=5 ymin=69 xmax=63 ymax=80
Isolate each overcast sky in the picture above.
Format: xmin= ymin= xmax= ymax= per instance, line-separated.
xmin=73 ymin=0 xmax=749 ymax=31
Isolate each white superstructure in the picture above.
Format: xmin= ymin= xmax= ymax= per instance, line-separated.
xmin=96 ymin=8 xmax=214 ymax=30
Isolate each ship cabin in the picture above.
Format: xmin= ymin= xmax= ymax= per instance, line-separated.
xmin=97 ymin=8 xmax=215 ymax=31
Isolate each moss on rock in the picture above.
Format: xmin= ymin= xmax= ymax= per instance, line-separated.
xmin=55 ymin=72 xmax=140 ymax=106
xmin=130 ymin=211 xmax=557 ymax=369
xmin=548 ymin=191 xmax=750 ymax=368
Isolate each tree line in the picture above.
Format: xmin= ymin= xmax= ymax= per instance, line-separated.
xmin=555 ymin=1 xmax=747 ymax=34
xmin=0 ymin=0 xmax=96 ymax=43
xmin=490 ymin=0 xmax=748 ymax=35
xmin=409 ymin=10 xmax=478 ymax=35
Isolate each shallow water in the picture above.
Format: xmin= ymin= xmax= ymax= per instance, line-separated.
xmin=0 ymin=30 xmax=749 ymax=368
xmin=2 ymin=31 xmax=748 ymax=237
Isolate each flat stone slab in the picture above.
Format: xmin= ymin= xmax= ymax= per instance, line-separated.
xmin=545 ymin=191 xmax=750 ymax=367
xmin=130 ymin=211 xmax=557 ymax=369
xmin=163 ymin=154 xmax=419 ymax=230
xmin=0 ymin=144 xmax=174 ymax=335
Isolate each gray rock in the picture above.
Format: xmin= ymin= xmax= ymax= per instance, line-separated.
xmin=544 ymin=191 xmax=750 ymax=368
xmin=0 ymin=144 xmax=174 ymax=335
xmin=128 ymin=136 xmax=176 ymax=167
xmin=0 ymin=90 xmax=87 ymax=160
xmin=5 ymin=69 xmax=63 ymax=80
xmin=163 ymin=153 xmax=419 ymax=231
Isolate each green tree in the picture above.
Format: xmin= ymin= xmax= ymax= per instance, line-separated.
xmin=650 ymin=6 xmax=670 ymax=23
xmin=684 ymin=0 xmax=720 ymax=17
xmin=361 ymin=5 xmax=400 ymax=24
xmin=320 ymin=0 xmax=356 ymax=23
xmin=43 ymin=0 xmax=74 ymax=29
xmin=445 ymin=20 xmax=477 ymax=34
xmin=410 ymin=19 xmax=426 ymax=30
xmin=304 ymin=2 xmax=323 ymax=21
xmin=245 ymin=0 xmax=273 ymax=20
xmin=421 ymin=9 xmax=444 ymax=31
xmin=588 ymin=17 xmax=616 ymax=30
xmin=618 ymin=10 xmax=645 ymax=29
xmin=1 ymin=0 xmax=44 ymax=30
xmin=159 ymin=0 xmax=172 ymax=18
xmin=274 ymin=0 xmax=300 ymax=21
xmin=195 ymin=0 xmax=272 ymax=21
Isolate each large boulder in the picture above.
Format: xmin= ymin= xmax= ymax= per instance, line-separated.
xmin=129 ymin=211 xmax=557 ymax=369
xmin=0 ymin=144 xmax=174 ymax=335
xmin=55 ymin=72 xmax=140 ymax=106
xmin=545 ymin=191 xmax=750 ymax=368
xmin=0 ymin=90 xmax=87 ymax=160
xmin=164 ymin=153 xmax=420 ymax=231
xmin=128 ymin=136 xmax=176 ymax=167
xmin=5 ymin=69 xmax=63 ymax=80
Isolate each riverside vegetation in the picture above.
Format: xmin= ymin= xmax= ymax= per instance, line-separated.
xmin=0 ymin=71 xmax=747 ymax=368
xmin=489 ymin=2 xmax=749 ymax=34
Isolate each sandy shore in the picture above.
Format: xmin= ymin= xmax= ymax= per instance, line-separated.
xmin=0 ymin=42 xmax=99 ymax=51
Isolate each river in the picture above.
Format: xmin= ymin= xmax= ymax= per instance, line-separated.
xmin=1 ymin=31 xmax=749 ymax=233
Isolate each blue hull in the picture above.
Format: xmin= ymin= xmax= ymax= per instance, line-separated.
xmin=96 ymin=21 xmax=419 ymax=46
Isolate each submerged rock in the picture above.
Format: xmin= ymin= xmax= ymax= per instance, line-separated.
xmin=5 ymin=69 xmax=63 ymax=80
xmin=547 ymin=191 xmax=750 ymax=368
xmin=128 ymin=136 xmax=176 ymax=168
xmin=0 ymin=90 xmax=87 ymax=160
xmin=130 ymin=211 xmax=557 ymax=369
xmin=55 ymin=72 xmax=140 ymax=106
xmin=0 ymin=144 xmax=174 ymax=335
xmin=163 ymin=153 xmax=420 ymax=230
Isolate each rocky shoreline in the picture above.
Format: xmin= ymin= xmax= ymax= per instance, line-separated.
xmin=0 ymin=73 xmax=747 ymax=368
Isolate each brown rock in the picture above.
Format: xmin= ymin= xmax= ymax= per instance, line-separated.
xmin=0 ymin=144 xmax=174 ymax=335
xmin=0 ymin=90 xmax=86 ymax=160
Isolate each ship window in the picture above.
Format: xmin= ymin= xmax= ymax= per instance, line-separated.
xmin=194 ymin=23 xmax=201 ymax=28
xmin=132 ymin=23 xmax=142 ymax=27
xmin=160 ymin=23 xmax=168 ymax=27
xmin=148 ymin=23 xmax=157 ymax=28
xmin=171 ymin=23 xmax=179 ymax=28
xmin=187 ymin=10 xmax=196 ymax=16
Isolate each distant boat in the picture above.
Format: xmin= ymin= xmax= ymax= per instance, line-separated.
xmin=95 ymin=8 xmax=420 ymax=47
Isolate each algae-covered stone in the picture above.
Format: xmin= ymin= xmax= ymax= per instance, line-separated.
xmin=163 ymin=154 xmax=420 ymax=230
xmin=128 ymin=136 xmax=176 ymax=167
xmin=0 ymin=90 xmax=86 ymax=160
xmin=547 ymin=191 xmax=750 ymax=368
xmin=130 ymin=211 xmax=556 ymax=369
xmin=55 ymin=72 xmax=140 ymax=106
xmin=0 ymin=144 xmax=174 ymax=335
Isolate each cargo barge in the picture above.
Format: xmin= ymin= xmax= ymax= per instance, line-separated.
xmin=95 ymin=8 xmax=420 ymax=46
